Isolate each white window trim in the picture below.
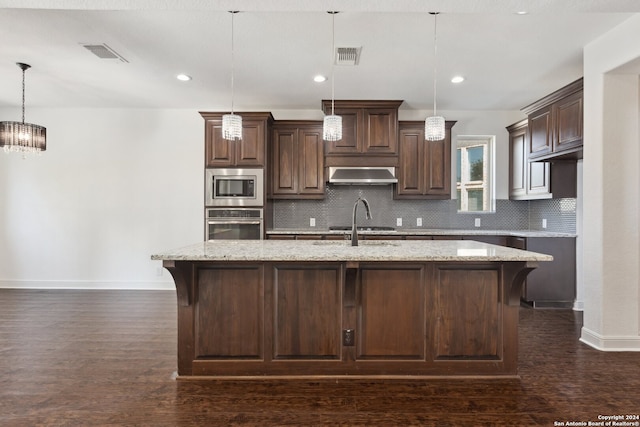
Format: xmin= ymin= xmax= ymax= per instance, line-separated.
xmin=456 ymin=135 xmax=495 ymax=213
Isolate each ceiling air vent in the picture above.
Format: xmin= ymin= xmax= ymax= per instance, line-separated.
xmin=335 ymin=47 xmax=361 ymax=66
xmin=83 ymin=44 xmax=129 ymax=63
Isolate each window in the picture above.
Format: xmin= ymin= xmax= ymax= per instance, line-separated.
xmin=456 ymin=136 xmax=495 ymax=212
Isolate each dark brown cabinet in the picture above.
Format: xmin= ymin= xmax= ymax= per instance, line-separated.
xmin=507 ymin=119 xmax=577 ymax=200
xmin=395 ymin=121 xmax=456 ymax=199
xmin=271 ymin=121 xmax=325 ymax=199
xmin=201 ymin=112 xmax=273 ymax=167
xmin=508 ymin=119 xmax=552 ymax=199
xmin=506 ymin=236 xmax=576 ymax=308
xmin=321 ymin=100 xmax=402 ymax=163
xmin=523 ymin=78 xmax=583 ymax=161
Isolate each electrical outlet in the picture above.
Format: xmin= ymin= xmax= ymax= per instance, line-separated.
xmin=474 ymin=218 xmax=481 ymax=227
xmin=542 ymin=218 xmax=547 ymax=229
xmin=416 ymin=217 xmax=423 ymax=227
xmin=396 ymin=218 xmax=403 ymax=227
xmin=310 ymin=217 xmax=316 ymax=227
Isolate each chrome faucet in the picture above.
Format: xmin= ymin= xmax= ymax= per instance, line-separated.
xmin=351 ymin=197 xmax=372 ymax=246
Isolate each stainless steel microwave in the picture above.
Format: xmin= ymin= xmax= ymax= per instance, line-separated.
xmin=205 ymin=168 xmax=264 ymax=207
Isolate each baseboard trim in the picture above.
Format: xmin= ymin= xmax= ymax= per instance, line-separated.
xmin=0 ymin=280 xmax=175 ymax=290
xmin=580 ymin=327 xmax=640 ymax=351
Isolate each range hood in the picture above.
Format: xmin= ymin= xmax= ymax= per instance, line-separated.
xmin=328 ymin=167 xmax=398 ymax=185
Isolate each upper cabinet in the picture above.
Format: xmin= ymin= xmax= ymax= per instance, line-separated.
xmin=270 ymin=121 xmax=325 ymax=199
xmin=508 ymin=120 xmax=552 ymax=199
xmin=507 ymin=119 xmax=576 ymax=200
xmin=201 ymin=112 xmax=273 ymax=168
xmin=522 ymin=78 xmax=583 ymax=161
xmin=395 ymin=121 xmax=456 ymax=199
xmin=321 ymin=100 xmax=403 ymax=166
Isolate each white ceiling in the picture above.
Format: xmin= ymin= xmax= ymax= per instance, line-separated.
xmin=0 ymin=1 xmax=638 ymax=114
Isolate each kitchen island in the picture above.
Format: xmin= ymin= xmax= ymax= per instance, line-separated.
xmin=152 ymin=240 xmax=552 ymax=379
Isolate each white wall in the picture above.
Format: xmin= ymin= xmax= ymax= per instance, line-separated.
xmin=0 ymin=107 xmax=520 ymax=289
xmin=581 ymin=14 xmax=640 ymax=350
xmin=0 ymin=108 xmax=203 ymax=289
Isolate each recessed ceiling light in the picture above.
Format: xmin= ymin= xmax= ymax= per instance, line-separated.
xmin=516 ymin=11 xmax=528 ymax=15
xmin=451 ymin=76 xmax=465 ymax=84
xmin=176 ymin=74 xmax=192 ymax=81
xmin=313 ymin=75 xmax=327 ymax=83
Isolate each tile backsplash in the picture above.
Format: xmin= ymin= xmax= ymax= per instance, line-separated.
xmin=271 ymin=185 xmax=576 ymax=234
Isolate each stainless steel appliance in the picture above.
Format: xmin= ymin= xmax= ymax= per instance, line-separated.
xmin=205 ymin=168 xmax=264 ymax=207
xmin=206 ymin=208 xmax=263 ymax=240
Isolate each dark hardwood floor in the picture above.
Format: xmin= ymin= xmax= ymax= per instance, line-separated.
xmin=0 ymin=289 xmax=638 ymax=426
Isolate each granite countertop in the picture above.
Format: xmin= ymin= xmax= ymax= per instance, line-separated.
xmin=267 ymin=229 xmax=576 ymax=238
xmin=151 ymin=240 xmax=553 ymax=262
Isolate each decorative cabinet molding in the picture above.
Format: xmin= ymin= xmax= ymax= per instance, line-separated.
xmin=201 ymin=112 xmax=273 ymax=168
xmin=395 ymin=120 xmax=456 ymax=199
xmin=522 ymin=78 xmax=583 ymax=161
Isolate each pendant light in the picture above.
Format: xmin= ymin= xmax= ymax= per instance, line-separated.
xmin=425 ymin=12 xmax=445 ymax=141
xmin=0 ymin=62 xmax=47 ymax=157
xmin=323 ymin=11 xmax=342 ymax=142
xmin=222 ymin=11 xmax=242 ymax=141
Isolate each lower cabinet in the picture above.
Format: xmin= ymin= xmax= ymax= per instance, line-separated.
xmin=506 ymin=236 xmax=576 ymax=307
xmin=184 ymin=261 xmax=523 ymax=377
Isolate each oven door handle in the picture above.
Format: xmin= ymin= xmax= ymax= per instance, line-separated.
xmin=207 ymin=220 xmax=262 ymax=225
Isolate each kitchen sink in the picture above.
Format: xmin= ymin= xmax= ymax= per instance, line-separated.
xmin=311 ymin=240 xmax=400 ymax=247
xmin=329 ymin=226 xmax=396 ymax=232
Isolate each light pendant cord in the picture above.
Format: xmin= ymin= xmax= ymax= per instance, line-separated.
xmin=230 ymin=11 xmax=236 ymax=114
xmin=331 ymin=11 xmax=336 ymax=116
xmin=22 ymin=67 xmax=26 ymax=123
xmin=432 ymin=12 xmax=438 ymax=116
xmin=19 ymin=63 xmax=30 ymax=124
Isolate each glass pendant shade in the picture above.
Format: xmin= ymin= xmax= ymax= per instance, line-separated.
xmin=0 ymin=121 xmax=47 ymax=154
xmin=222 ymin=113 xmax=242 ymax=140
xmin=1 ymin=62 xmax=47 ymax=157
xmin=323 ymin=114 xmax=342 ymax=142
xmin=425 ymin=115 xmax=445 ymax=141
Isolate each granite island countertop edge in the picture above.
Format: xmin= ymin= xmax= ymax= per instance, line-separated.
xmin=151 ymin=240 xmax=554 ymax=262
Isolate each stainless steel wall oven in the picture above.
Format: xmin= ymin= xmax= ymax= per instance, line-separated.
xmin=205 ymin=208 xmax=263 ymax=240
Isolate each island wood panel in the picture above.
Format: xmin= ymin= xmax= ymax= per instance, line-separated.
xmin=196 ymin=266 xmax=264 ymax=359
xmin=165 ymin=259 xmax=534 ymax=377
xmin=433 ymin=265 xmax=501 ymax=360
xmin=357 ymin=265 xmax=426 ymax=359
xmin=273 ymin=265 xmax=342 ymax=359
